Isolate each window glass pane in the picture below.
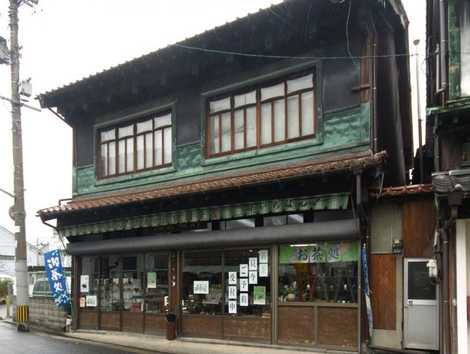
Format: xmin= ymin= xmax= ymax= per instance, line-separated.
xmin=234 ymin=110 xmax=244 ymax=150
xmin=221 ymin=112 xmax=231 ymax=152
xmin=163 ymin=127 xmax=172 ymax=164
xmin=224 ymin=218 xmax=255 ymax=231
xmin=137 ymin=135 xmax=144 ymax=170
xmin=137 ymin=119 xmax=153 ymax=134
xmin=145 ymin=254 xmax=169 ymax=314
xmin=246 ymin=107 xmax=256 ymax=148
xmin=101 ymin=128 xmax=115 ymax=142
xmin=461 ymin=3 xmax=470 ymax=96
xmin=234 ymin=90 xmax=256 ymax=107
xmin=122 ymin=255 xmax=144 ymax=312
xmin=155 ymin=114 xmax=171 ymax=128
xmin=118 ymin=140 xmax=126 ymax=174
xmin=261 ymin=83 xmax=284 ymax=101
xmin=80 ymin=256 xmax=99 ymax=310
xmin=261 ymin=103 xmax=272 ymax=145
xmin=224 ymin=249 xmax=271 ymax=317
xmin=108 ymin=142 xmax=116 ymax=175
xmin=101 ymin=144 xmax=108 ymax=176
xmin=118 ymin=125 xmax=133 ymax=138
xmin=210 ymin=97 xmax=231 ymax=113
xmin=211 ymin=115 xmax=220 ymax=154
xmin=126 ymin=138 xmax=134 ymax=171
xmin=279 ymin=242 xmax=359 ymax=303
xmin=301 ymin=91 xmax=314 ymax=136
xmin=287 ymin=74 xmax=313 ymax=93
xmin=408 ymin=261 xmax=436 ymax=300
xmin=287 ymin=95 xmax=300 ymax=139
xmin=274 ymin=99 xmax=285 ymax=142
xmin=183 ymin=251 xmax=223 ymax=315
xmin=99 ymin=256 xmax=121 ymax=312
xmin=154 ymin=130 xmax=163 ymax=166
xmin=145 ymin=132 xmax=153 ymax=168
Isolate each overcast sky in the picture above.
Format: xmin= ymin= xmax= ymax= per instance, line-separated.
xmin=0 ymin=0 xmax=426 ymax=245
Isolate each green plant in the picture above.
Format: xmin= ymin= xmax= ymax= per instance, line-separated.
xmin=0 ymin=278 xmax=13 ymax=298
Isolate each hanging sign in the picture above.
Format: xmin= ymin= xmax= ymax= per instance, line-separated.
xmin=240 ymin=293 xmax=249 ymax=307
xmin=228 ymin=286 xmax=237 ymax=299
xmin=249 ymin=257 xmax=258 ymax=271
xmin=279 ymin=241 xmax=359 ymax=264
xmin=44 ymin=250 xmax=70 ymax=308
xmin=258 ymin=250 xmax=269 ymax=264
xmin=249 ymin=271 xmax=258 ymax=284
xmin=240 ymin=264 xmax=248 ymax=277
xmin=228 ymin=300 xmax=237 ymax=314
xmin=240 ymin=278 xmax=249 ymax=292
xmin=80 ymin=275 xmax=89 ymax=293
xmin=259 ymin=263 xmax=268 ymax=277
xmin=228 ymin=272 xmax=237 ymax=285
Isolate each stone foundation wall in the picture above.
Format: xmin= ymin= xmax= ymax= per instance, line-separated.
xmin=29 ymin=297 xmax=68 ymax=332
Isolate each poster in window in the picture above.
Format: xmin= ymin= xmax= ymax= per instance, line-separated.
xmin=258 ymin=250 xmax=269 ymax=264
xmin=79 ymin=297 xmax=86 ymax=308
xmin=86 ymin=295 xmax=97 ymax=307
xmin=147 ymin=272 xmax=157 ymax=289
xmin=228 ymin=271 xmax=237 ymax=285
xmin=253 ymin=286 xmax=266 ymax=305
xmin=249 ymin=271 xmax=258 ymax=284
xmin=228 ymin=300 xmax=237 ymax=314
xmin=193 ymin=280 xmax=209 ymax=294
xmin=240 ymin=293 xmax=249 ymax=307
xmin=240 ymin=264 xmax=248 ymax=277
xmin=228 ymin=286 xmax=237 ymax=299
xmin=240 ymin=278 xmax=249 ymax=292
xmin=259 ymin=263 xmax=268 ymax=277
xmin=249 ymin=257 xmax=258 ymax=271
xmin=80 ymin=275 xmax=89 ymax=293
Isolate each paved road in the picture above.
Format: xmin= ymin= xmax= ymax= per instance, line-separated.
xmin=0 ymin=321 xmax=152 ymax=354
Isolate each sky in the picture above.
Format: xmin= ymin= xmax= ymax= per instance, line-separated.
xmin=0 ymin=0 xmax=426 ymax=245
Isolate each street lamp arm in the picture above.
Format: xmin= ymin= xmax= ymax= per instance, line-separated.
xmin=0 ymin=187 xmax=15 ymax=199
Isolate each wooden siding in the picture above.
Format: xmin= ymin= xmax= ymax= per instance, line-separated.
xmin=278 ymin=306 xmax=315 ymax=346
xmin=78 ymin=310 xmax=98 ymax=330
xmin=121 ymin=312 xmax=144 ymax=333
xmin=370 ymin=254 xmax=396 ymax=330
xmin=182 ymin=315 xmax=223 ymax=339
xmin=144 ymin=314 xmax=166 ymax=335
xmin=100 ymin=311 xmax=120 ymax=331
xmin=317 ymin=307 xmax=357 ymax=348
xmin=222 ymin=317 xmax=271 ymax=342
xmin=402 ymin=199 xmax=435 ymax=258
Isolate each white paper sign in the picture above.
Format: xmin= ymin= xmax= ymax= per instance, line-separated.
xmin=240 ymin=264 xmax=248 ymax=277
xmin=228 ymin=300 xmax=237 ymax=314
xmin=249 ymin=271 xmax=258 ymax=284
xmin=193 ymin=280 xmax=209 ymax=294
xmin=240 ymin=293 xmax=249 ymax=307
xmin=259 ymin=263 xmax=268 ymax=277
xmin=240 ymin=278 xmax=249 ymax=292
xmin=228 ymin=272 xmax=237 ymax=285
xmin=147 ymin=272 xmax=157 ymax=288
xmin=259 ymin=250 xmax=269 ymax=264
xmin=80 ymin=275 xmax=89 ymax=293
xmin=228 ymin=286 xmax=237 ymax=299
xmin=86 ymin=295 xmax=97 ymax=307
xmin=249 ymin=257 xmax=258 ymax=271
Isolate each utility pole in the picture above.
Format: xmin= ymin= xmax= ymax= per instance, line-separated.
xmin=9 ymin=0 xmax=28 ymax=331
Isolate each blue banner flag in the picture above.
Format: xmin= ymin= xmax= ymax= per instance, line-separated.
xmin=44 ymin=250 xmax=70 ymax=307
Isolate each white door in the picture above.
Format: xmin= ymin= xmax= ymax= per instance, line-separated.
xmin=404 ymin=258 xmax=439 ymax=350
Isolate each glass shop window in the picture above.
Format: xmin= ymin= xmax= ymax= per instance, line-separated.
xmin=224 ymin=248 xmax=271 ymax=317
xmin=79 ymin=256 xmax=99 ymax=310
xmin=144 ymin=253 xmax=169 ymax=314
xmin=122 ymin=255 xmax=144 ymax=312
xmin=99 ymin=255 xmax=122 ymax=312
xmin=278 ymin=241 xmax=359 ymax=303
xmin=182 ymin=251 xmax=223 ymax=315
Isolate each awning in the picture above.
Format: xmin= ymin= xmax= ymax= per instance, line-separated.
xmin=67 ymin=218 xmax=360 ymax=255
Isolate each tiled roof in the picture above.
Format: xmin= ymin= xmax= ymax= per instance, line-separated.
xmin=369 ymin=184 xmax=433 ymax=199
xmin=38 ymin=151 xmax=387 ymax=220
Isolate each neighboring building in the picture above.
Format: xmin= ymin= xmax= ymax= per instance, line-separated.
xmin=37 ymin=0 xmax=412 ymax=351
xmin=427 ymin=0 xmax=470 ymax=353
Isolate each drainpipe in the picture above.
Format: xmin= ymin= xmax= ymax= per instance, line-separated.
xmin=439 ymin=0 xmax=448 ymax=104
xmin=440 ymin=226 xmax=450 ymax=354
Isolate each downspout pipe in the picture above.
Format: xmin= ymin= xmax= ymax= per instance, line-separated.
xmin=440 ymin=226 xmax=450 ymax=354
xmin=439 ymin=0 xmax=448 ymax=103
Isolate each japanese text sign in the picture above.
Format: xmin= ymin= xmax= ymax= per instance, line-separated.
xmin=44 ymin=250 xmax=70 ymax=308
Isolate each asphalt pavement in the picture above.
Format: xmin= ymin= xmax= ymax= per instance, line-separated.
xmin=0 ymin=321 xmax=153 ymax=354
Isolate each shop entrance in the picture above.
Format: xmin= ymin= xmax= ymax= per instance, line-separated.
xmin=403 ymin=258 xmax=439 ymax=350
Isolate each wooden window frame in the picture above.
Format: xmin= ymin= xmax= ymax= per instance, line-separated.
xmin=97 ymin=112 xmax=172 ymax=179
xmin=206 ymin=71 xmax=316 ymax=158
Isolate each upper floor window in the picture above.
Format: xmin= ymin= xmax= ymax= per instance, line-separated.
xmin=98 ymin=112 xmax=172 ymax=178
xmin=208 ymin=72 xmax=315 ymax=157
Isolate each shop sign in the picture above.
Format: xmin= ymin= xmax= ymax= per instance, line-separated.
xmin=253 ymin=286 xmax=266 ymax=305
xmin=249 ymin=271 xmax=258 ymax=284
xmin=193 ymin=280 xmax=209 ymax=294
xmin=239 ymin=264 xmax=248 ymax=277
xmin=240 ymin=293 xmax=249 ymax=307
xmin=259 ymin=263 xmax=268 ymax=277
xmin=279 ymin=241 xmax=359 ymax=264
xmin=228 ymin=286 xmax=237 ymax=299
xmin=249 ymin=257 xmax=258 ymax=270
xmin=228 ymin=300 xmax=237 ymax=314
xmin=258 ymin=250 xmax=269 ymax=264
xmin=228 ymin=272 xmax=237 ymax=285
xmin=44 ymin=249 xmax=70 ymax=308
xmin=240 ymin=278 xmax=248 ymax=291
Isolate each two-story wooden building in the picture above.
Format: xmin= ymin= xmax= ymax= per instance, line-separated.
xmin=37 ymin=0 xmax=412 ymax=351
xmin=427 ymin=0 xmax=470 ymax=353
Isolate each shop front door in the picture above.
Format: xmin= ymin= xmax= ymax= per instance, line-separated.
xmin=403 ymin=258 xmax=438 ymax=350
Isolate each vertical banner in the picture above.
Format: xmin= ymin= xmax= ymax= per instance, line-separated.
xmin=44 ymin=250 xmax=70 ymax=307
xmin=361 ymin=243 xmax=373 ymax=337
